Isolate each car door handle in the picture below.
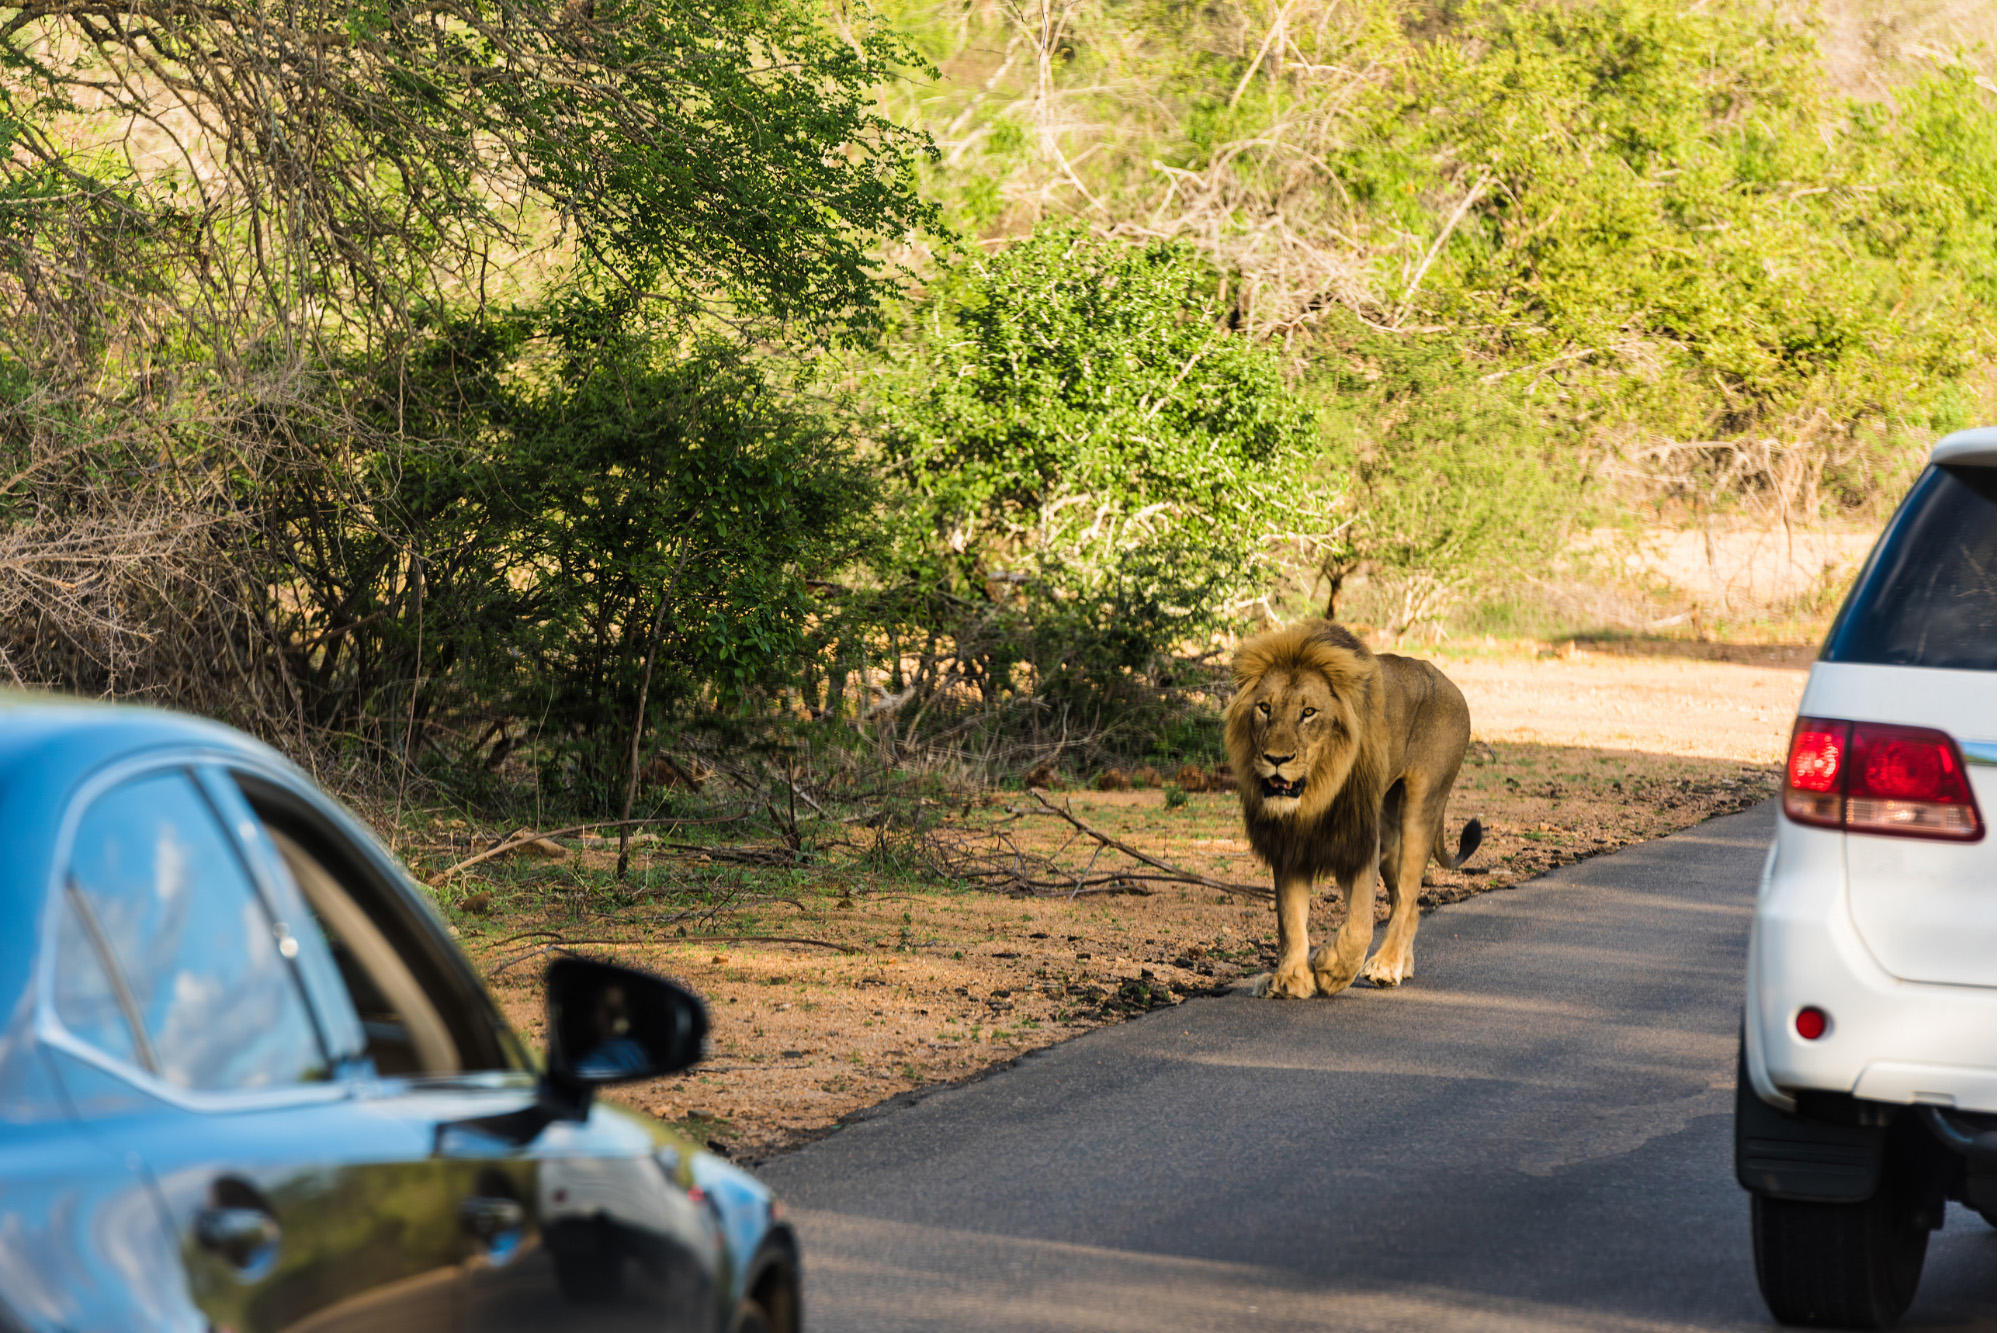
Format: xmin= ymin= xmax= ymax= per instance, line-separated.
xmin=194 ymin=1206 xmax=282 ymax=1270
xmin=460 ymin=1195 xmax=526 ymax=1243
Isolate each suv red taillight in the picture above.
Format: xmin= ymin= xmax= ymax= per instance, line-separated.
xmin=1783 ymin=717 xmax=1984 ymax=840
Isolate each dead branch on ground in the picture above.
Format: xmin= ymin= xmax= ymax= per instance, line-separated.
xmin=907 ymin=785 xmax=1274 ymax=900
xmin=427 ymin=812 xmax=754 ymax=884
xmin=487 ymin=932 xmax=860 ymax=979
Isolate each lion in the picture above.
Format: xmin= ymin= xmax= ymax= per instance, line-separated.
xmin=1225 ymin=619 xmax=1482 ymax=998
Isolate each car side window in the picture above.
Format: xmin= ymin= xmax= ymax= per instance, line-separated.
xmin=230 ymin=773 xmax=527 ymax=1078
xmin=51 ymin=893 xmax=144 ymax=1068
xmin=1822 ymin=463 xmax=1997 ymax=671
xmin=266 ymin=826 xmax=465 ymax=1078
xmin=61 ymin=770 xmax=330 ymax=1091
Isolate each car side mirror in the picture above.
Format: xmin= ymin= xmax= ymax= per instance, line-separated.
xmin=544 ymin=959 xmax=706 ymax=1107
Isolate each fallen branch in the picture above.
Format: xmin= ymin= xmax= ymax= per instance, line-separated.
xmin=1023 ymin=788 xmax=1273 ymax=900
xmin=907 ymin=794 xmax=1269 ymax=900
xmin=660 ymin=841 xmax=810 ymax=867
xmin=488 ymin=928 xmax=566 ymax=951
xmin=676 ymin=934 xmax=862 ymax=954
xmin=648 ymin=896 xmax=807 ymax=924
xmin=485 ymin=931 xmax=860 ymax=980
xmin=427 ymin=813 xmax=753 ymax=884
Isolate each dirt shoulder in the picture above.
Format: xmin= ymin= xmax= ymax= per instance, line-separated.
xmin=443 ymin=643 xmax=1804 ymax=1162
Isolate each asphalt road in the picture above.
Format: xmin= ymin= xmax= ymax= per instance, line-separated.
xmin=759 ymin=801 xmax=1996 ymax=1332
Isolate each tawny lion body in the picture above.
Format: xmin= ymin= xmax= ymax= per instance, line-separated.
xmin=1226 ymin=619 xmax=1482 ymax=998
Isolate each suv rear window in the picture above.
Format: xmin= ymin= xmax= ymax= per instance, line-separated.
xmin=1821 ymin=464 xmax=1996 ymax=671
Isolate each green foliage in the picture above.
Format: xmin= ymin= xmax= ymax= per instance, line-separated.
xmin=1345 ymin=0 xmax=1993 ymax=502
xmin=254 ymin=318 xmax=869 ymax=806
xmin=498 ymin=334 xmax=870 ymax=793
xmin=0 ymin=0 xmax=941 ymax=350
xmin=872 ymin=224 xmax=1332 ymax=740
xmin=887 ymin=0 xmax=1994 ymax=530
xmin=0 ymin=0 xmax=940 ymax=762
xmin=5 ymin=0 xmax=1992 ymax=802
xmin=1310 ymin=324 xmax=1586 ymax=632
xmin=896 ymin=226 xmax=1315 ymax=521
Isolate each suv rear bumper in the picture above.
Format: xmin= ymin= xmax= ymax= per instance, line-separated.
xmin=1747 ymin=831 xmax=1996 ymax=1115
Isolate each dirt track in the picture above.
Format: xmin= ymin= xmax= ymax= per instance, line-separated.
xmin=1448 ymin=644 xmax=1808 ymax=762
xmin=456 ymin=643 xmax=1809 ymax=1160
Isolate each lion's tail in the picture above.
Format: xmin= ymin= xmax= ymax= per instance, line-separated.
xmin=1432 ymin=818 xmax=1483 ymax=871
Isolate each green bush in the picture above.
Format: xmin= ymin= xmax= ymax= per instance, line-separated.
xmin=873 ymin=224 xmax=1334 ymax=749
xmin=494 ymin=334 xmax=873 ymax=803
xmin=1307 ymin=322 xmax=1588 ymax=635
xmin=1323 ymin=0 xmax=1994 ymax=511
xmin=260 ymin=316 xmax=871 ymax=808
xmin=886 ymin=0 xmax=1994 ymax=531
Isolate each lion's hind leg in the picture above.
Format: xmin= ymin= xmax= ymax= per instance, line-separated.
xmin=1361 ymin=777 xmax=1435 ymax=988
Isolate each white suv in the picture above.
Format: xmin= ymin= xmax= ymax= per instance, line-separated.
xmin=1738 ymin=426 xmax=1995 ymax=1329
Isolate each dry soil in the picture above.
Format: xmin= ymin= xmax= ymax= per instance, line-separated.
xmin=447 ymin=641 xmax=1807 ymax=1161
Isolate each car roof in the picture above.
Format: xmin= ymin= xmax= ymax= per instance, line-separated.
xmin=0 ymin=692 xmax=293 ymax=782
xmin=0 ymin=697 xmax=309 ymax=1028
xmin=1931 ymin=426 xmax=1995 ymax=468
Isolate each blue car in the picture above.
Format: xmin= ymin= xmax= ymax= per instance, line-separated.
xmin=0 ymin=698 xmax=799 ymax=1332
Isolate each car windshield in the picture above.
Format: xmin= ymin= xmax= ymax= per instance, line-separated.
xmin=1821 ymin=463 xmax=1996 ymax=671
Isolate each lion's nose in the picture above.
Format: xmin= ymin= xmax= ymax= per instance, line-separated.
xmin=1262 ymin=752 xmax=1294 ymax=769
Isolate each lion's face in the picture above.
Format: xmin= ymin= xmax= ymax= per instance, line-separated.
xmin=1230 ymin=666 xmax=1357 ymax=818
xmin=1226 ymin=620 xmax=1378 ymax=830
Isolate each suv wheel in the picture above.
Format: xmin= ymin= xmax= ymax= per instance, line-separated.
xmin=1751 ymin=1186 xmax=1928 ymax=1329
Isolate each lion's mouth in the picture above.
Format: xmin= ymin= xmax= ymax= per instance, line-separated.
xmin=1261 ymin=775 xmax=1306 ymax=799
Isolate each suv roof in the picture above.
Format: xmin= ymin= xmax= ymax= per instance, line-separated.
xmin=1931 ymin=426 xmax=1995 ymax=468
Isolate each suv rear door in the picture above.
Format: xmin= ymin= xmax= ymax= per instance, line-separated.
xmin=1807 ymin=458 xmax=1996 ymax=987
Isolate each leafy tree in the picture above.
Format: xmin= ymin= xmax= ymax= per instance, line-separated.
xmin=0 ymin=0 xmax=938 ymax=353
xmin=1310 ymin=326 xmax=1585 ymax=637
xmin=257 ymin=312 xmax=872 ymax=808
xmin=880 ymin=0 xmax=1993 ymax=559
xmin=1323 ymin=0 xmax=1993 ymax=510
xmin=877 ymin=225 xmax=1332 ymax=739
xmin=0 ymin=0 xmax=940 ymax=747
xmin=497 ymin=332 xmax=873 ymax=805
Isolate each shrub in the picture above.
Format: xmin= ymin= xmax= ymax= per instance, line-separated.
xmin=874 ymin=224 xmax=1337 ymax=751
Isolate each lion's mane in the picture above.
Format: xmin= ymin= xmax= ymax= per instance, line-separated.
xmin=1224 ymin=620 xmax=1388 ymax=884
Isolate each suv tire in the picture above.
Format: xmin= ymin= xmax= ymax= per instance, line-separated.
xmin=1751 ymin=1187 xmax=1928 ymax=1329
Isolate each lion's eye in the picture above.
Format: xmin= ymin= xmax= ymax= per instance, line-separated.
xmin=1301 ymin=707 xmax=1317 ymax=720
xmin=1256 ymin=702 xmax=1270 ymax=716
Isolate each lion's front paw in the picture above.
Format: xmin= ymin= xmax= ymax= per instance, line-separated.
xmin=1308 ymin=943 xmax=1359 ymax=997
xmin=1361 ymin=951 xmax=1413 ymax=988
xmin=1256 ymin=961 xmax=1316 ymax=999
xmin=1312 ymin=967 xmax=1357 ymax=997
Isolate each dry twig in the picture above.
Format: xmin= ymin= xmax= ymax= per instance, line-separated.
xmin=427 ymin=813 xmax=752 ymax=884
xmin=1023 ymin=787 xmax=1274 ymax=900
xmin=907 ymin=785 xmax=1273 ymax=900
xmin=487 ymin=931 xmax=861 ymax=979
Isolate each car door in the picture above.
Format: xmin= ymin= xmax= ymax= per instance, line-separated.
xmin=453 ymin=1110 xmax=721 ymax=1333
xmin=41 ymin=760 xmax=464 ymax=1333
xmin=0 ymin=1060 xmax=189 ymax=1332
xmin=222 ymin=767 xmax=723 ymax=1333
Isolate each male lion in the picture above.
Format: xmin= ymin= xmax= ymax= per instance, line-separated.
xmin=1226 ymin=619 xmax=1482 ymax=998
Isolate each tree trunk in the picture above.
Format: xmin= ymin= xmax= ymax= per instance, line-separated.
xmin=619 ymin=540 xmax=695 ymax=881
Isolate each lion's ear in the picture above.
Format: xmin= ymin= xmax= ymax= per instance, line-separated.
xmin=1230 ymin=642 xmax=1274 ymax=691
xmin=1303 ymin=632 xmax=1374 ymax=698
